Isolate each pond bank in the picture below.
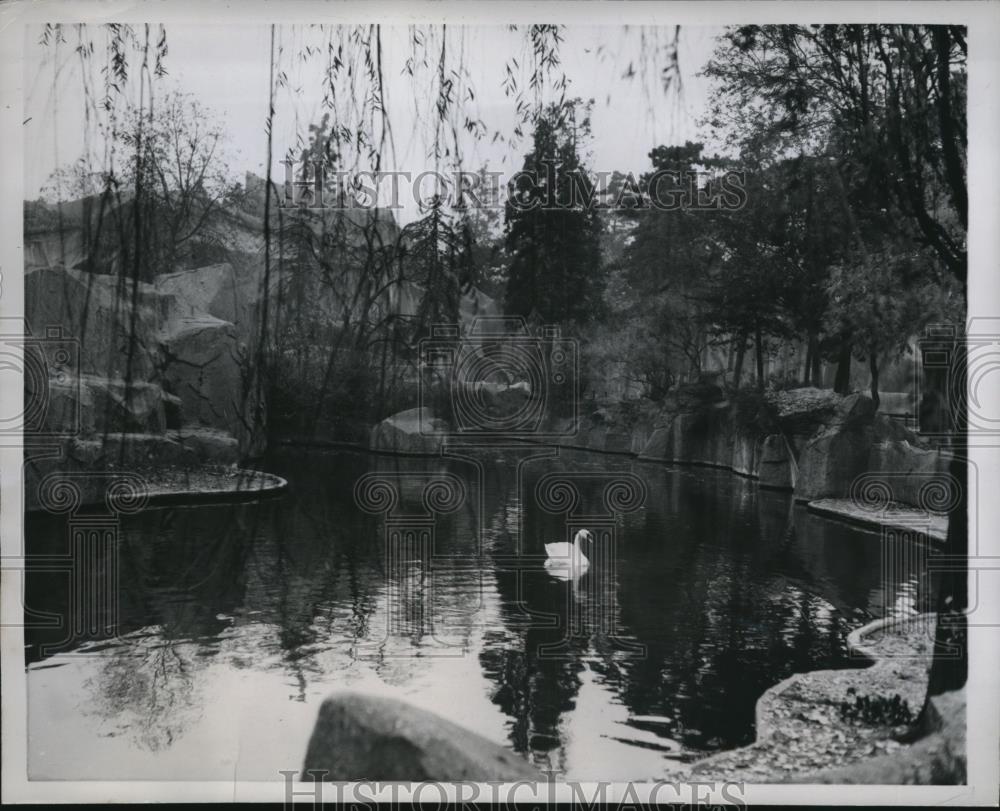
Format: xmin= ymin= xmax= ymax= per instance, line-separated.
xmin=352 ymin=384 xmax=955 ymax=542
xmin=678 ymin=613 xmax=966 ymax=783
xmin=807 ymin=498 xmax=948 ymax=543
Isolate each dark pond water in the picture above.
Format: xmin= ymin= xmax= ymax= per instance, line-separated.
xmin=24 ymin=447 xmax=931 ymax=780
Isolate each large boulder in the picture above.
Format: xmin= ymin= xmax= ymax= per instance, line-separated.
xmin=876 ymin=390 xmax=917 ymax=418
xmin=871 ymin=412 xmax=920 ymax=444
xmin=668 ymin=404 xmax=733 ymax=467
xmin=451 ymin=380 xmax=534 ymax=431
xmin=43 ymin=374 xmax=172 ymax=437
xmin=794 ymin=394 xmax=876 ymax=502
xmin=303 ymin=691 xmax=540 ymax=781
xmin=24 ymin=224 xmax=90 ymax=272
xmin=158 ymin=314 xmax=264 ymax=457
xmin=730 ymin=427 xmax=760 ymax=478
xmin=25 ymin=264 xmax=265 ymax=460
xmin=168 ymin=427 xmax=240 ymax=466
xmin=628 ymin=412 xmax=657 ymax=455
xmin=155 ymin=263 xmax=261 ymax=343
xmin=370 ymin=407 xmax=449 ymax=454
xmin=68 ymin=433 xmax=197 ymax=468
xmin=638 ymin=425 xmax=673 ymax=460
xmin=867 ymin=440 xmax=950 ymax=510
xmin=25 ymin=266 xmax=185 ymax=380
xmin=758 ymin=434 xmax=793 ymax=489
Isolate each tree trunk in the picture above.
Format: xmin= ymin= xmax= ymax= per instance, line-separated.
xmin=834 ymin=341 xmax=852 ymax=394
xmin=932 ymin=27 xmax=968 ymax=231
xmin=803 ymin=338 xmax=813 ymax=387
xmin=896 ymin=335 xmax=968 ymax=745
xmin=924 ymin=446 xmax=968 ymax=698
xmin=869 ymin=351 xmax=880 ymax=411
xmin=754 ymin=326 xmax=764 ymax=391
xmin=732 ymin=334 xmax=747 ymax=390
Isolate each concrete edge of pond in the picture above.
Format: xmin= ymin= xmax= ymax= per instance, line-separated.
xmin=136 ymin=469 xmax=289 ymax=507
xmin=682 ymin=612 xmax=966 ymax=784
xmin=24 ymin=467 xmax=288 ymax=514
xmin=806 ymin=499 xmax=948 ymax=544
xmin=844 ymin=612 xmax=932 ymax=664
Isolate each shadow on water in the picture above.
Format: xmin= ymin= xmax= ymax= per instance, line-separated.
xmin=24 ymin=446 xmax=931 ymax=778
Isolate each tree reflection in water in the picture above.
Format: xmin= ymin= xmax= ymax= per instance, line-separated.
xmin=25 ymin=448 xmax=930 ymax=778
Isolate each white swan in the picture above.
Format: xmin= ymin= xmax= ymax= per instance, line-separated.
xmin=544 ymin=529 xmax=593 ymax=580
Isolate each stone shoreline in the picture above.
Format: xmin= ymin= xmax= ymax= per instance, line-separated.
xmin=367 ymin=387 xmax=953 ymax=511
xmin=807 ymin=498 xmax=948 ymax=543
xmin=678 ymin=612 xmax=965 ymax=783
xmin=285 ymin=432 xmax=951 ymax=543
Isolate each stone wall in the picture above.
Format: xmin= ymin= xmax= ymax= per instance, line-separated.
xmin=629 ymin=387 xmax=949 ymax=510
xmin=369 ymin=386 xmax=951 ymax=513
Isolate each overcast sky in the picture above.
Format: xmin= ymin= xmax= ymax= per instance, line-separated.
xmin=24 ymin=24 xmax=723 ymax=222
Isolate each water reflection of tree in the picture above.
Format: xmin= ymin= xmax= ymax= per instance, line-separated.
xmin=480 ymin=569 xmax=588 ymax=759
xmin=88 ymin=635 xmax=200 ymax=752
xmin=477 ymin=458 xmax=903 ymax=763
xmin=242 ymin=450 xmax=488 ymax=691
xmin=615 ymin=467 xmax=856 ymax=748
xmin=80 ymin=500 xmax=261 ymax=750
xmin=479 ymin=455 xmax=630 ymax=764
xmin=119 ymin=503 xmax=255 ymax=633
xmin=243 ymin=450 xmax=384 ymax=694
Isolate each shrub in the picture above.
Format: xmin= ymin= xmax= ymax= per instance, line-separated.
xmin=839 ymin=688 xmax=914 ymax=727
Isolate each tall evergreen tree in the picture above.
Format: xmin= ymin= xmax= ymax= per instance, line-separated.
xmin=503 ymin=99 xmax=605 ymax=327
xmin=403 ymin=197 xmax=464 ymax=333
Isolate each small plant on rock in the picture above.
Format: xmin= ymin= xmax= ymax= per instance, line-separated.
xmin=839 ymin=687 xmax=913 ymax=726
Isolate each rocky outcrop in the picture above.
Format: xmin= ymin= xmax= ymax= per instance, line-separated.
xmin=361 ymin=387 xmax=950 ymax=515
xmin=630 ymin=387 xmax=948 ymax=509
xmin=25 ymin=262 xmax=264 ymax=464
xmin=168 ymin=427 xmax=241 ymax=466
xmin=369 ymin=407 xmax=449 ymax=455
xmin=26 ymin=266 xmax=178 ymax=380
xmin=155 ymin=262 xmax=262 ymax=343
xmin=66 ymin=433 xmax=197 ymax=469
xmin=636 ymin=394 xmax=773 ymax=483
xmin=450 ymin=380 xmax=533 ymax=431
xmin=545 ymin=402 xmax=660 ymax=456
xmin=759 ymin=434 xmax=794 ymax=489
xmin=158 ymin=313 xmax=263 ymax=457
xmin=866 ymin=439 xmax=952 ymax=510
xmin=303 ymin=691 xmax=540 ymax=781
xmin=793 ymin=393 xmax=876 ymax=501
xmin=44 ymin=375 xmax=176 ymax=436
